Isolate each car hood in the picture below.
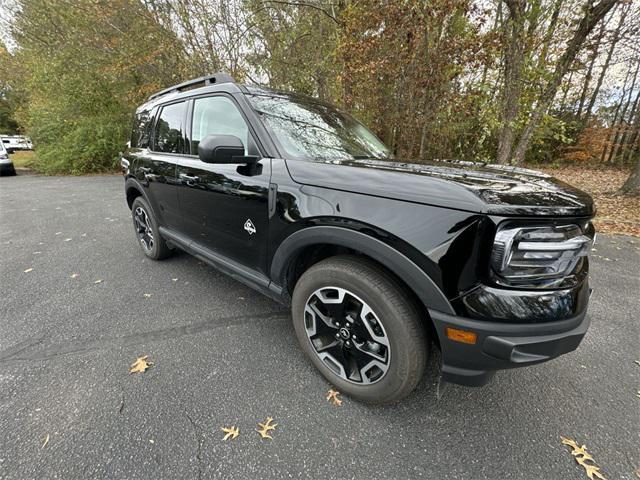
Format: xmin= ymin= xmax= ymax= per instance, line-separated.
xmin=285 ymin=158 xmax=594 ymax=216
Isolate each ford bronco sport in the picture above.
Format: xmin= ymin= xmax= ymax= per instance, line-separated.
xmin=122 ymin=73 xmax=595 ymax=404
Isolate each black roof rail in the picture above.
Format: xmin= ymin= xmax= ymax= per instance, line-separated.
xmin=147 ymin=73 xmax=235 ymax=101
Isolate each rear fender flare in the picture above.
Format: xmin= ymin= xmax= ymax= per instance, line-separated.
xmin=125 ymin=177 xmax=151 ymax=211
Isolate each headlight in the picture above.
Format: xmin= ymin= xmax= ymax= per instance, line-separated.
xmin=491 ymin=223 xmax=594 ymax=287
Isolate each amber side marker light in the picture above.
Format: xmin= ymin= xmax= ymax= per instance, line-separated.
xmin=446 ymin=327 xmax=477 ymax=345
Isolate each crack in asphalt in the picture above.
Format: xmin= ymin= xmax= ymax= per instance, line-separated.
xmin=183 ymin=409 xmax=204 ymax=480
xmin=0 ymin=310 xmax=288 ymax=367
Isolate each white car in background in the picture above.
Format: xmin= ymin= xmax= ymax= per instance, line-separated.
xmin=1 ymin=135 xmax=33 ymax=153
xmin=0 ymin=142 xmax=16 ymax=176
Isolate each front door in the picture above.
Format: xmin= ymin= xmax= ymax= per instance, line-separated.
xmin=176 ymin=94 xmax=271 ymax=274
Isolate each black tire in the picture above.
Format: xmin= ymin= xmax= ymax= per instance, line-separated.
xmin=291 ymin=255 xmax=428 ymax=404
xmin=131 ymin=196 xmax=172 ymax=260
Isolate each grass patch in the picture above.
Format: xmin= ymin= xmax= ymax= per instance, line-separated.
xmin=10 ymin=150 xmax=37 ymax=169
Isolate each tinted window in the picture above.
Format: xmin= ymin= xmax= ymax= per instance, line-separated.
xmin=131 ymin=107 xmax=157 ymax=148
xmin=191 ymin=96 xmax=249 ymax=155
xmin=154 ymin=102 xmax=186 ymax=153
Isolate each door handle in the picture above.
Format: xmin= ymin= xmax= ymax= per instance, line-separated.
xmin=138 ymin=166 xmax=154 ymax=180
xmin=179 ymin=173 xmax=200 ymax=185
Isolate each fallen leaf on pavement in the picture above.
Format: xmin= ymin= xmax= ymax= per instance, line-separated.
xmin=130 ymin=355 xmax=153 ymax=374
xmin=24 ymin=268 xmax=33 ymax=273
xmin=42 ymin=434 xmax=49 ymax=449
xmin=221 ymin=426 xmax=239 ymax=441
xmin=256 ymin=417 xmax=277 ymax=440
xmin=326 ymin=389 xmax=342 ymax=406
xmin=562 ymin=437 xmax=607 ymax=480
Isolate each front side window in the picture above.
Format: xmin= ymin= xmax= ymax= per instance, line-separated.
xmin=245 ymin=88 xmax=391 ymax=161
xmin=153 ymin=102 xmax=186 ymax=153
xmin=191 ymin=96 xmax=249 ymax=155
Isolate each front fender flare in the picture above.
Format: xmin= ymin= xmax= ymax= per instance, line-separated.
xmin=270 ymin=226 xmax=455 ymax=315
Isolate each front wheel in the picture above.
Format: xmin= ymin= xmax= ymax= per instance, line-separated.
xmin=291 ymin=255 xmax=428 ymax=404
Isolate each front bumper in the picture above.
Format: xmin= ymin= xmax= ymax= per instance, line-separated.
xmin=429 ymin=307 xmax=590 ymax=386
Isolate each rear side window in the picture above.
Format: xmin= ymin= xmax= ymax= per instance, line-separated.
xmin=130 ymin=107 xmax=157 ymax=148
xmin=153 ymin=102 xmax=186 ymax=153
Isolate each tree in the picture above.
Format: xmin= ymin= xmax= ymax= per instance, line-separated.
xmin=620 ymin=158 xmax=640 ymax=195
xmin=6 ymin=0 xmax=188 ymax=173
xmin=496 ymin=0 xmax=619 ymax=164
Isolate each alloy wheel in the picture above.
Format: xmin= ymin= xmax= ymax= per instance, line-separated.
xmin=133 ymin=206 xmax=154 ymax=252
xmin=303 ymin=287 xmax=390 ymax=384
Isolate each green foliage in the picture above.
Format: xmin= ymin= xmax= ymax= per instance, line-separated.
xmin=526 ymin=113 xmax=575 ymax=164
xmin=6 ymin=0 xmax=188 ymax=174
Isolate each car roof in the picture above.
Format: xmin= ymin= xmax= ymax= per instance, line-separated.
xmin=136 ymin=73 xmax=329 ymax=114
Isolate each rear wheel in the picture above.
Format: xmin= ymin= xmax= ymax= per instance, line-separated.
xmin=291 ymin=255 xmax=428 ymax=404
xmin=131 ymin=196 xmax=171 ymax=260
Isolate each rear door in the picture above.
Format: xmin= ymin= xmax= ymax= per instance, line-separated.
xmin=128 ymin=101 xmax=186 ymax=230
xmin=176 ymin=94 xmax=271 ymax=274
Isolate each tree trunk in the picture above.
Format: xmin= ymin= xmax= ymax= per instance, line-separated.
xmin=496 ymin=0 xmax=526 ymax=164
xmin=511 ymin=0 xmax=618 ymax=164
xmin=607 ymin=62 xmax=639 ymax=163
xmin=601 ymin=66 xmax=632 ymax=162
xmin=576 ymin=20 xmax=606 ymax=119
xmin=619 ymin=158 xmax=640 ymax=196
xmin=585 ymin=3 xmax=626 ymax=122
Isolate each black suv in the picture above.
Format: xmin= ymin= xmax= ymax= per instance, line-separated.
xmin=122 ymin=73 xmax=595 ymax=404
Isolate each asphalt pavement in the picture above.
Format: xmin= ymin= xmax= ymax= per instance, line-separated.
xmin=0 ymin=173 xmax=638 ymax=480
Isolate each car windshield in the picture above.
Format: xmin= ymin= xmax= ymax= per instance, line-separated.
xmin=246 ymin=88 xmax=392 ymax=161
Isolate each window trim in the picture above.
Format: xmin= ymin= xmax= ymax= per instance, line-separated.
xmin=149 ymin=99 xmax=188 ymax=154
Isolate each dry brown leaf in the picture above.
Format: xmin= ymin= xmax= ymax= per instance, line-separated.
xmin=221 ymin=426 xmax=239 ymax=441
xmin=326 ymin=389 xmax=343 ymax=406
xmin=562 ymin=437 xmax=607 ymax=480
xmin=24 ymin=268 xmax=33 ymax=273
xmin=41 ymin=434 xmax=49 ymax=449
xmin=256 ymin=417 xmax=277 ymax=440
xmin=130 ymin=355 xmax=153 ymax=374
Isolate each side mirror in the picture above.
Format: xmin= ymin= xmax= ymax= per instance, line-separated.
xmin=198 ymin=134 xmax=256 ymax=164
